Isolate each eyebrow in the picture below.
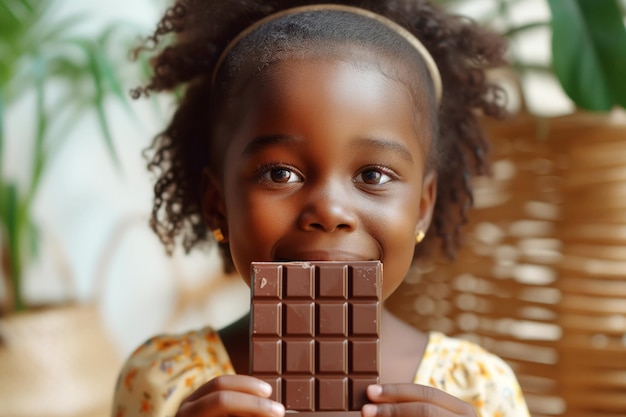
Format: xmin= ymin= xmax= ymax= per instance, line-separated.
xmin=242 ymin=134 xmax=300 ymax=156
xmin=241 ymin=134 xmax=414 ymax=163
xmin=352 ymin=137 xmax=414 ymax=163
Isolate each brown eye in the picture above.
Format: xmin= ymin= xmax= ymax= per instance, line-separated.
xmin=262 ymin=167 xmax=302 ymax=183
xmin=356 ymin=169 xmax=392 ymax=185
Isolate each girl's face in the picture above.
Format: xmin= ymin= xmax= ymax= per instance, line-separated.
xmin=209 ymin=56 xmax=437 ymax=300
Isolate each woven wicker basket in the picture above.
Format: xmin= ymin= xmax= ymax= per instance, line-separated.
xmin=387 ymin=111 xmax=626 ymax=417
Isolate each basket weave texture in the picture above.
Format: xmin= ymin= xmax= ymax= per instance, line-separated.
xmin=387 ymin=112 xmax=626 ymax=417
xmin=0 ymin=304 xmax=121 ymax=417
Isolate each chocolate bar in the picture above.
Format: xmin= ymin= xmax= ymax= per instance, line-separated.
xmin=250 ymin=261 xmax=382 ymax=413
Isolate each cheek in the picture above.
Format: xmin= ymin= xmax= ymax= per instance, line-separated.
xmin=381 ymin=229 xmax=417 ymax=298
xmin=380 ymin=187 xmax=422 ymax=239
xmin=224 ymin=187 xmax=294 ymax=272
xmin=374 ymin=192 xmax=422 ymax=299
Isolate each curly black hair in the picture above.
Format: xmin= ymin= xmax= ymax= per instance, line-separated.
xmin=133 ymin=0 xmax=507 ymax=273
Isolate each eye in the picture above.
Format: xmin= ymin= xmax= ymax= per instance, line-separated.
xmin=260 ymin=165 xmax=303 ymax=183
xmin=355 ymin=167 xmax=393 ymax=185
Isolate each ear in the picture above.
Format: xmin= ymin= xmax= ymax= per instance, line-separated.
xmin=415 ymin=171 xmax=437 ymax=236
xmin=201 ymin=168 xmax=229 ymax=242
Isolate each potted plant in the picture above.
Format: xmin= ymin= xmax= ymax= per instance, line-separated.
xmin=0 ymin=1 xmax=157 ymax=415
xmin=0 ymin=0 xmax=140 ymax=313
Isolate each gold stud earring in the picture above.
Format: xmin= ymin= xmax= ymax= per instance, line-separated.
xmin=212 ymin=228 xmax=225 ymax=243
xmin=415 ymin=230 xmax=425 ymax=244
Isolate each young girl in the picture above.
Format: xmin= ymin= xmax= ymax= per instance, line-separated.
xmin=113 ymin=1 xmax=529 ymax=416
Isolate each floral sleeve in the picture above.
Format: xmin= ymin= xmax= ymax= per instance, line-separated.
xmin=415 ymin=332 xmax=530 ymax=417
xmin=111 ymin=327 xmax=234 ymax=417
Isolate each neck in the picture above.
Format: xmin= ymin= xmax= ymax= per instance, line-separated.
xmin=379 ymin=307 xmax=428 ymax=383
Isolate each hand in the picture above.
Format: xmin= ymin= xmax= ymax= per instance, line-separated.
xmin=176 ymin=375 xmax=286 ymax=417
xmin=362 ymin=384 xmax=477 ymax=417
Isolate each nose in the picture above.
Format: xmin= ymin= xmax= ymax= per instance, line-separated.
xmin=297 ymin=181 xmax=358 ymax=233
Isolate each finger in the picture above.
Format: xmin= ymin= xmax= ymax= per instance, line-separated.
xmin=366 ymin=384 xmax=474 ymax=415
xmin=180 ymin=390 xmax=285 ymax=417
xmin=185 ymin=375 xmax=273 ymax=402
xmin=362 ymin=401 xmax=464 ymax=417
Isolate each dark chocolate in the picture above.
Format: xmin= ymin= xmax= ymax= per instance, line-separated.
xmin=250 ymin=261 xmax=382 ymax=412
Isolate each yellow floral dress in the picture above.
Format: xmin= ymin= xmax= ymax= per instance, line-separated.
xmin=111 ymin=329 xmax=529 ymax=417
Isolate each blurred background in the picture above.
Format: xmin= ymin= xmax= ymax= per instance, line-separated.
xmin=1 ymin=0 xmax=250 ymax=350
xmin=1 ymin=0 xmax=625 ymax=417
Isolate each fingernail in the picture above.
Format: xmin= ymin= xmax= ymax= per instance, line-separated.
xmin=259 ymin=381 xmax=272 ymax=396
xmin=367 ymin=384 xmax=383 ymax=398
xmin=362 ymin=404 xmax=377 ymax=417
xmin=271 ymin=402 xmax=285 ymax=416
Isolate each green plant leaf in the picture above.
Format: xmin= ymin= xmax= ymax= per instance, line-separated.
xmin=0 ymin=182 xmax=6 ymax=230
xmin=547 ymin=0 xmax=626 ymax=110
xmin=4 ymin=182 xmax=25 ymax=311
xmin=0 ymin=0 xmax=51 ymax=100
xmin=27 ymin=53 xmax=48 ymax=203
xmin=41 ymin=12 xmax=86 ymax=41
xmin=0 ymin=89 xmax=4 ymax=175
xmin=0 ymin=0 xmax=35 ymax=24
xmin=74 ymin=39 xmax=122 ymax=171
xmin=0 ymin=93 xmax=5 ymax=237
xmin=503 ymin=21 xmax=550 ymax=38
xmin=96 ymin=34 xmax=134 ymax=116
xmin=28 ymin=218 xmax=39 ymax=258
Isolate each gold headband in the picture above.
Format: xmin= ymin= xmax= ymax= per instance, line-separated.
xmin=211 ymin=4 xmax=443 ymax=104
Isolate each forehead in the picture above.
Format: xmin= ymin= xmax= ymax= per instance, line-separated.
xmin=263 ymin=56 xmax=407 ymax=107
xmin=226 ymin=56 xmax=432 ymax=163
xmin=237 ymin=44 xmax=434 ymax=112
xmin=253 ymin=50 xmax=434 ymax=132
xmin=246 ymin=48 xmax=433 ymax=127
